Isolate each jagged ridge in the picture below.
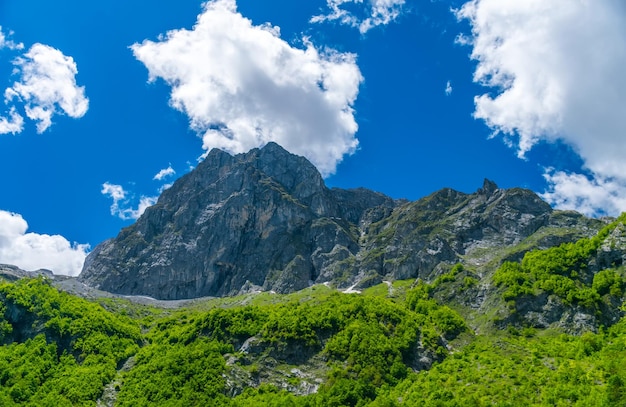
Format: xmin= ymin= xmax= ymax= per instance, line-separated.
xmin=79 ymin=142 xmax=601 ymax=300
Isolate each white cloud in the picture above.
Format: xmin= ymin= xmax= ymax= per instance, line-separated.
xmin=101 ymin=182 xmax=157 ymax=220
xmin=0 ymin=106 xmax=24 ymax=134
xmin=457 ymin=0 xmax=626 ymax=216
xmin=132 ymin=0 xmax=362 ymax=177
xmin=311 ymin=0 xmax=406 ymax=33
xmin=0 ymin=27 xmax=26 ymax=134
xmin=158 ymin=183 xmax=173 ymax=193
xmin=0 ymin=210 xmax=89 ymax=276
xmin=5 ymin=43 xmax=89 ymax=133
xmin=445 ymin=80 xmax=452 ymax=96
xmin=0 ymin=26 xmax=23 ymax=51
xmin=134 ymin=196 xmax=158 ymax=218
xmin=541 ymin=170 xmax=626 ymax=218
xmin=101 ymin=182 xmax=126 ymax=203
xmin=153 ymin=165 xmax=176 ymax=181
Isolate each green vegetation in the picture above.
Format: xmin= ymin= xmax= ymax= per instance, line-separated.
xmin=493 ymin=214 xmax=626 ymax=311
xmin=117 ymin=293 xmax=449 ymax=406
xmin=390 ymin=325 xmax=626 ymax=406
xmin=0 ymin=277 xmax=141 ymax=406
xmin=2 ymin=216 xmax=626 ymax=405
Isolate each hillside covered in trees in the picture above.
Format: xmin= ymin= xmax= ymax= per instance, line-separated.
xmin=2 ymin=214 xmax=626 ymax=406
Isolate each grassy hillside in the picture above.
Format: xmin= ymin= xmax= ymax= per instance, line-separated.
xmin=2 ymin=215 xmax=626 ymax=406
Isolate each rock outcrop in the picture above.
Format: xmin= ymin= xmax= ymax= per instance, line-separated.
xmin=0 ymin=264 xmax=56 ymax=282
xmin=79 ymin=143 xmax=599 ymax=300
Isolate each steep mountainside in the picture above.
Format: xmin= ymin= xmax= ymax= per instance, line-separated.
xmin=79 ymin=142 xmax=603 ymax=300
xmin=80 ymin=143 xmax=395 ymax=299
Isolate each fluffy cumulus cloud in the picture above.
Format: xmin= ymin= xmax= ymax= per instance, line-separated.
xmin=458 ymin=0 xmax=626 ymax=216
xmin=4 ymin=43 xmax=89 ymax=133
xmin=132 ymin=0 xmax=362 ymax=177
xmin=311 ymin=0 xmax=406 ymax=33
xmin=0 ymin=210 xmax=89 ymax=276
xmin=101 ymin=183 xmax=157 ymax=220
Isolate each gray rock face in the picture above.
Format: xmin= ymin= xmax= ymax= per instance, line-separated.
xmin=80 ymin=143 xmax=395 ymax=299
xmin=0 ymin=264 xmax=56 ymax=282
xmin=80 ymin=144 xmax=570 ymax=300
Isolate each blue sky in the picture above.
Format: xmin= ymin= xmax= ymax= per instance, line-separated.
xmin=1 ymin=0 xmax=625 ymax=275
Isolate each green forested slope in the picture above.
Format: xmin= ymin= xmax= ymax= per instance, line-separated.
xmin=1 ymin=215 xmax=626 ymax=406
xmin=0 ymin=278 xmax=141 ymax=406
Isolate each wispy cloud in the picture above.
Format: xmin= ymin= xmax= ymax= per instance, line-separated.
xmin=311 ymin=0 xmax=406 ymax=33
xmin=0 ymin=210 xmax=89 ymax=276
xmin=540 ymin=170 xmax=626 ymax=218
xmin=457 ymin=0 xmax=626 ymax=216
xmin=103 ymin=164 xmax=177 ymax=220
xmin=132 ymin=0 xmax=362 ymax=177
xmin=158 ymin=183 xmax=173 ymax=193
xmin=445 ymin=80 xmax=453 ymax=96
xmin=0 ymin=107 xmax=24 ymax=134
xmin=153 ymin=164 xmax=176 ymax=181
xmin=0 ymin=26 xmax=23 ymax=51
xmin=101 ymin=183 xmax=157 ymax=220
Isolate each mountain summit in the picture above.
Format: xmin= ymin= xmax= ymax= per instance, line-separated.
xmin=80 ymin=143 xmax=395 ymax=299
xmin=80 ymin=143 xmax=590 ymax=300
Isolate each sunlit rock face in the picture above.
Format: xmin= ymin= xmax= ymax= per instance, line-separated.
xmin=79 ymin=143 xmax=394 ymax=299
xmin=79 ymin=142 xmax=594 ymax=300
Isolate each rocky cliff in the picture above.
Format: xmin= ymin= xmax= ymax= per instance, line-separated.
xmin=79 ymin=143 xmax=601 ymax=300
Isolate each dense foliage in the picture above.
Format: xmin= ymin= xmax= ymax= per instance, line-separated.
xmin=0 ymin=278 xmax=141 ymax=406
xmin=391 ymin=323 xmax=626 ymax=406
xmin=493 ymin=215 xmax=626 ymax=310
xmin=2 ymin=217 xmax=626 ymax=405
xmin=116 ymin=292 xmax=455 ymax=406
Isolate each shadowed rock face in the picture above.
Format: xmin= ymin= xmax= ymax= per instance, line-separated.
xmin=79 ymin=143 xmax=564 ymax=300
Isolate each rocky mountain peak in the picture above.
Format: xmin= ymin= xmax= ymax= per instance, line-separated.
xmin=478 ymin=178 xmax=498 ymax=195
xmin=79 ymin=143 xmax=593 ymax=300
xmin=250 ymin=142 xmax=325 ymax=198
xmin=79 ymin=143 xmax=396 ymax=299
